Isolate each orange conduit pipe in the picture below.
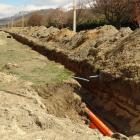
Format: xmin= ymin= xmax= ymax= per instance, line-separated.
xmin=89 ymin=122 xmax=97 ymax=129
xmin=85 ymin=107 xmax=114 ymax=137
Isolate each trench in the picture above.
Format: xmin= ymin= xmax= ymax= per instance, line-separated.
xmin=5 ymin=31 xmax=140 ymax=136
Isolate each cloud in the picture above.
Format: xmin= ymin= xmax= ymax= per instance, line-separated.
xmin=0 ymin=3 xmax=56 ymax=19
xmin=32 ymin=0 xmax=71 ymax=6
xmin=0 ymin=0 xmax=72 ymax=19
xmin=0 ymin=4 xmax=17 ymax=18
xmin=23 ymin=5 xmax=56 ymax=11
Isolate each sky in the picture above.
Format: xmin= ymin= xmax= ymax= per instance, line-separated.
xmin=0 ymin=0 xmax=71 ymax=19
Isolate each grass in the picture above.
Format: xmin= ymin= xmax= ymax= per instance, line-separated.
xmin=0 ymin=33 xmax=73 ymax=85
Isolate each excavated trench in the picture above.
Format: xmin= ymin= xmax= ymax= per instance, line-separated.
xmin=6 ymin=31 xmax=140 ymax=136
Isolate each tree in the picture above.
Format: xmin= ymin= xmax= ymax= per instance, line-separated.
xmin=89 ymin=0 xmax=132 ymax=28
xmin=76 ymin=0 xmax=94 ymax=24
xmin=28 ymin=13 xmax=44 ymax=26
xmin=45 ymin=8 xmax=68 ymax=28
xmin=132 ymin=0 xmax=140 ymax=26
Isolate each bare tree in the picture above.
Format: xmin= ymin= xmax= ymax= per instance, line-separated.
xmin=45 ymin=8 xmax=68 ymax=28
xmin=132 ymin=0 xmax=140 ymax=26
xmin=73 ymin=0 xmax=95 ymax=25
xmin=89 ymin=0 xmax=132 ymax=28
xmin=28 ymin=13 xmax=44 ymax=26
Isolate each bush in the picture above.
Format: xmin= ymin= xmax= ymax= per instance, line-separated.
xmin=77 ymin=19 xmax=108 ymax=31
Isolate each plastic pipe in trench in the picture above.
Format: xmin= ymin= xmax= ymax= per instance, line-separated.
xmin=74 ymin=76 xmax=113 ymax=136
xmin=85 ymin=107 xmax=114 ymax=137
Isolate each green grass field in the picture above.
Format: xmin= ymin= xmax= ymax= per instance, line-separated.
xmin=0 ymin=32 xmax=73 ymax=85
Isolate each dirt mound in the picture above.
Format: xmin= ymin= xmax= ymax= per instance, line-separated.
xmin=102 ymin=28 xmax=140 ymax=80
xmin=5 ymin=25 xmax=140 ymax=137
xmin=66 ymin=25 xmax=119 ymax=60
xmin=0 ymin=71 xmax=113 ymax=140
xmin=65 ymin=25 xmax=118 ymax=50
xmin=86 ymin=26 xmax=138 ymax=82
xmin=0 ymin=31 xmax=117 ymax=140
xmin=55 ymin=28 xmax=76 ymax=43
xmin=34 ymin=83 xmax=84 ymax=123
xmin=0 ymin=84 xmax=99 ymax=140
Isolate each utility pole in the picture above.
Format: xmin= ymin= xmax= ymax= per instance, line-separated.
xmin=22 ymin=13 xmax=25 ymax=27
xmin=8 ymin=21 xmax=10 ymax=28
xmin=21 ymin=3 xmax=26 ymax=27
xmin=11 ymin=17 xmax=14 ymax=28
xmin=73 ymin=0 xmax=77 ymax=32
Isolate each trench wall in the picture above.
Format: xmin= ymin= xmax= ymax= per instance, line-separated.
xmin=6 ymin=31 xmax=140 ymax=136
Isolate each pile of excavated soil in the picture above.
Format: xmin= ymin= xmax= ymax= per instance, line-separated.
xmin=0 ymin=31 xmax=116 ymax=140
xmin=0 ymin=72 xmax=113 ymax=140
xmin=34 ymin=82 xmax=83 ymax=122
xmin=4 ymin=25 xmax=140 ymax=137
xmin=7 ymin=25 xmax=138 ymax=83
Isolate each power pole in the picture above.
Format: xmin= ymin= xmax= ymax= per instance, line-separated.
xmin=22 ymin=13 xmax=25 ymax=27
xmin=11 ymin=17 xmax=14 ymax=28
xmin=21 ymin=3 xmax=26 ymax=27
xmin=73 ymin=0 xmax=77 ymax=32
xmin=8 ymin=21 xmax=10 ymax=28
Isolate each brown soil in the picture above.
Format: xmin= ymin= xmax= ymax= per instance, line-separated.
xmin=4 ymin=25 xmax=140 ymax=137
xmin=0 ymin=31 xmax=115 ymax=140
xmin=0 ymin=72 xmax=107 ymax=140
xmin=34 ymin=82 xmax=84 ymax=123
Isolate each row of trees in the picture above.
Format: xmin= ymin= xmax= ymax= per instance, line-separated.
xmin=90 ymin=0 xmax=140 ymax=28
xmin=24 ymin=9 xmax=72 ymax=28
xmin=16 ymin=0 xmax=140 ymax=29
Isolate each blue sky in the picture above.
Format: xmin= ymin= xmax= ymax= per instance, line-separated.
xmin=0 ymin=0 xmax=70 ymax=6
xmin=0 ymin=0 xmax=30 ymax=6
xmin=0 ymin=0 xmax=71 ymax=18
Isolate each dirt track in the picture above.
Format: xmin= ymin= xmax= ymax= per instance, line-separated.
xmin=0 ymin=31 xmax=116 ymax=140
